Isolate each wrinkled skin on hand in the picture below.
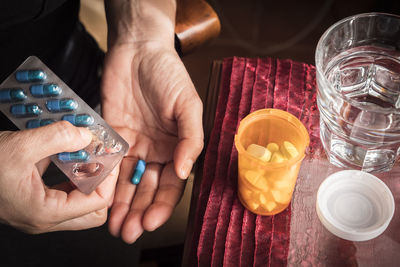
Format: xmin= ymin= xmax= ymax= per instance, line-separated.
xmin=102 ymin=43 xmax=204 ymax=244
xmin=0 ymin=121 xmax=117 ymax=234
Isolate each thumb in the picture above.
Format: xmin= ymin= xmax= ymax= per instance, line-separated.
xmin=17 ymin=121 xmax=92 ymax=163
xmin=174 ymin=95 xmax=204 ymax=179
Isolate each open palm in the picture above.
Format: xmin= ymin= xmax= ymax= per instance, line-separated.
xmin=101 ymin=43 xmax=203 ymax=243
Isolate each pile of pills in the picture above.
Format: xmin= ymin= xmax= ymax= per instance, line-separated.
xmin=246 ymin=141 xmax=299 ymax=163
xmin=238 ymin=141 xmax=299 ymax=213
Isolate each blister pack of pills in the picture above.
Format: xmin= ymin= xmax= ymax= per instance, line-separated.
xmin=0 ymin=56 xmax=129 ymax=194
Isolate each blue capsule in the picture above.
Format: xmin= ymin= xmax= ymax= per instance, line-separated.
xmin=26 ymin=119 xmax=55 ymax=129
xmin=15 ymin=70 xmax=46 ymax=83
xmin=131 ymin=160 xmax=146 ymax=185
xmin=30 ymin=84 xmax=62 ymax=97
xmin=58 ymin=150 xmax=89 ymax=163
xmin=62 ymin=114 xmax=94 ymax=126
xmin=10 ymin=103 xmax=42 ymax=117
xmin=46 ymin=98 xmax=78 ymax=112
xmin=0 ymin=88 xmax=27 ymax=102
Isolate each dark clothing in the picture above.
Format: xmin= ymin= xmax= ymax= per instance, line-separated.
xmin=0 ymin=0 xmax=71 ymax=29
xmin=1 ymin=224 xmax=141 ymax=267
xmin=0 ymin=0 xmax=79 ymax=81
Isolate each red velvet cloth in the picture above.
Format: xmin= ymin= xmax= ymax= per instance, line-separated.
xmin=190 ymin=57 xmax=317 ymax=266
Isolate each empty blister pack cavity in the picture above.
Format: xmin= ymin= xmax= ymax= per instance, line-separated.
xmin=0 ymin=56 xmax=129 ymax=194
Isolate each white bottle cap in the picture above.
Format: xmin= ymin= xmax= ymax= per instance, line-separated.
xmin=316 ymin=170 xmax=394 ymax=241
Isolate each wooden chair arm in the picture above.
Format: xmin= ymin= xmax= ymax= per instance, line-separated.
xmin=175 ymin=0 xmax=221 ymax=55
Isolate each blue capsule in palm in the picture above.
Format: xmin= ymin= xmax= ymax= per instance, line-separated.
xmin=131 ymin=160 xmax=146 ymax=185
xmin=10 ymin=103 xmax=42 ymax=117
xmin=58 ymin=150 xmax=89 ymax=162
xmin=26 ymin=119 xmax=55 ymax=129
xmin=30 ymin=84 xmax=62 ymax=97
xmin=62 ymin=114 xmax=94 ymax=127
xmin=0 ymin=88 xmax=27 ymax=102
xmin=15 ymin=69 xmax=46 ymax=82
xmin=46 ymin=98 xmax=78 ymax=112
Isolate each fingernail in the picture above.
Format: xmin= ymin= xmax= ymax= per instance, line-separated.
xmin=181 ymin=159 xmax=193 ymax=178
xmin=78 ymin=127 xmax=92 ymax=143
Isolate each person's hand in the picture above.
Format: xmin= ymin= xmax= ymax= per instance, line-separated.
xmin=0 ymin=121 xmax=118 ymax=233
xmin=101 ymin=43 xmax=204 ymax=243
xmin=102 ymin=0 xmax=204 ymax=244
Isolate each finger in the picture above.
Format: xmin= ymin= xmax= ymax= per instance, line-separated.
xmin=49 ymin=181 xmax=76 ymax=193
xmin=16 ymin=121 xmax=92 ymax=163
xmin=102 ymin=164 xmax=120 ymax=209
xmin=94 ymin=163 xmax=120 ymax=207
xmin=174 ymin=138 xmax=203 ymax=178
xmin=174 ymin=95 xmax=204 ymax=179
xmin=108 ymin=157 xmax=138 ymax=237
xmin=45 ymin=208 xmax=108 ymax=232
xmin=44 ymin=186 xmax=109 ymax=223
xmin=142 ymin=163 xmax=185 ymax=231
xmin=120 ymin=163 xmax=161 ymax=244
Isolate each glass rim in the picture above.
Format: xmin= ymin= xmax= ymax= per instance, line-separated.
xmin=316 ymin=12 xmax=400 ymax=71
xmin=315 ymin=12 xmax=400 ymax=114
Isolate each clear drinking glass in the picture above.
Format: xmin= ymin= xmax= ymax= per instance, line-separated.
xmin=316 ymin=13 xmax=400 ymax=172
